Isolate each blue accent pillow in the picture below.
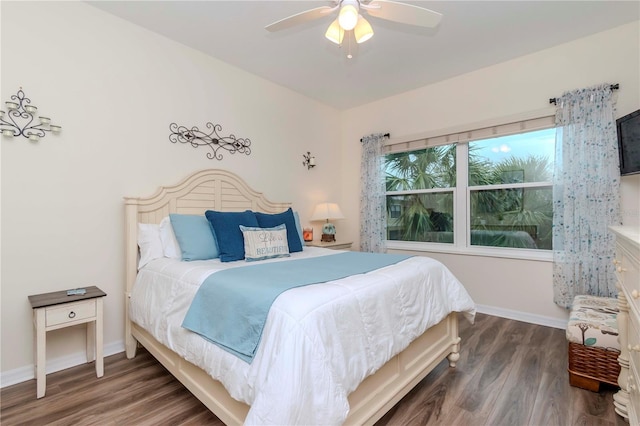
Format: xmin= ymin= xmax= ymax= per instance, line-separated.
xmin=169 ymin=214 xmax=219 ymax=261
xmin=293 ymin=211 xmax=304 ymax=247
xmin=254 ymin=208 xmax=303 ymax=253
xmin=205 ymin=210 xmax=259 ymax=262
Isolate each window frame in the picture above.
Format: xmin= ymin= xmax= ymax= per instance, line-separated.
xmin=384 ymin=115 xmax=555 ymax=262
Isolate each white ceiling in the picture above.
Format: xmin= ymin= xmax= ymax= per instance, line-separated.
xmin=87 ymin=1 xmax=639 ymax=110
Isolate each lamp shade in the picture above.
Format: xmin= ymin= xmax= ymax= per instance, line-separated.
xmin=354 ymin=15 xmax=374 ymax=43
xmin=338 ymin=3 xmax=359 ymax=30
xmin=310 ymin=203 xmax=345 ymax=221
xmin=325 ymin=19 xmax=344 ymax=45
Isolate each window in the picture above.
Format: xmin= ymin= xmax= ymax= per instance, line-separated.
xmin=385 ymin=118 xmax=555 ymax=254
xmin=386 ymin=145 xmax=456 ymax=243
xmin=468 ymin=130 xmax=554 ymax=250
xmin=389 ymin=204 xmax=401 ymax=219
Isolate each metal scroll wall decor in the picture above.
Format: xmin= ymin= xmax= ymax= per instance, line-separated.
xmin=169 ymin=122 xmax=251 ymax=160
xmin=0 ymin=88 xmax=62 ymax=142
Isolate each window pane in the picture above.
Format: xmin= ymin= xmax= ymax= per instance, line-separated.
xmin=387 ymin=193 xmax=454 ymax=243
xmin=468 ymin=128 xmax=554 ymax=185
xmin=470 ymin=187 xmax=553 ymax=249
xmin=385 ymin=144 xmax=456 ymax=190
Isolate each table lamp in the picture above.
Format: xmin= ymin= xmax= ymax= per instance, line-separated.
xmin=310 ymin=203 xmax=345 ymax=242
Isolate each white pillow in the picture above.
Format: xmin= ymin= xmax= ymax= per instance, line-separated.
xmin=159 ymin=216 xmax=181 ymax=259
xmin=240 ymin=224 xmax=290 ymax=262
xmin=137 ymin=223 xmax=163 ymax=269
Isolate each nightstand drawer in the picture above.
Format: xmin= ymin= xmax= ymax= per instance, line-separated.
xmin=46 ymin=300 xmax=96 ymax=327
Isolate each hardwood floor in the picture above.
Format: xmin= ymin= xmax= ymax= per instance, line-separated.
xmin=378 ymin=314 xmax=625 ymax=426
xmin=1 ymin=314 xmax=627 ymax=425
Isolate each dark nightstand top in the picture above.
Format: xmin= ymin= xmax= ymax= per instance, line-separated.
xmin=28 ymin=286 xmax=107 ymax=309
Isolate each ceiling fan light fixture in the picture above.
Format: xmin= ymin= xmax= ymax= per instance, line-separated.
xmin=338 ymin=1 xmax=359 ymax=30
xmin=354 ymin=15 xmax=373 ymax=43
xmin=325 ymin=19 xmax=344 ymax=44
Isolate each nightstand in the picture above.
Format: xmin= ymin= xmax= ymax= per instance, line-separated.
xmin=28 ymin=286 xmax=106 ymax=398
xmin=306 ymin=240 xmax=353 ymax=250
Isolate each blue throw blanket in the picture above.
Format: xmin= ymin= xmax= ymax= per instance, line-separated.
xmin=182 ymin=252 xmax=411 ymax=363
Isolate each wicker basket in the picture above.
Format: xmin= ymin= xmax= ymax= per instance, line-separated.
xmin=568 ymin=342 xmax=621 ymax=391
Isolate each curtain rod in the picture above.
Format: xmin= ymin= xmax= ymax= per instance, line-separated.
xmin=360 ymin=133 xmax=390 ymax=143
xmin=549 ymin=83 xmax=619 ymax=105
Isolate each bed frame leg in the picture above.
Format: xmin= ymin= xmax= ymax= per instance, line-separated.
xmin=125 ymin=334 xmax=138 ymax=359
xmin=447 ymin=336 xmax=462 ymax=367
xmin=124 ymin=291 xmax=138 ymax=358
xmin=447 ymin=351 xmax=460 ymax=367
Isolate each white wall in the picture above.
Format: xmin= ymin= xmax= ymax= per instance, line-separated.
xmin=2 ymin=2 xmax=639 ymax=384
xmin=0 ymin=2 xmax=341 ymax=379
xmin=340 ymin=21 xmax=640 ymax=326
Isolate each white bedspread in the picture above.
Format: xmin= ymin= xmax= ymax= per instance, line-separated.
xmin=129 ymin=247 xmax=476 ymax=425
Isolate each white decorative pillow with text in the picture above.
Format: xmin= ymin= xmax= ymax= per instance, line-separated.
xmin=240 ymin=224 xmax=290 ymax=262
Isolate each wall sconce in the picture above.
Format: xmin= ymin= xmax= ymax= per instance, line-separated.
xmin=302 ymin=152 xmax=316 ymax=169
xmin=0 ymin=88 xmax=61 ymax=141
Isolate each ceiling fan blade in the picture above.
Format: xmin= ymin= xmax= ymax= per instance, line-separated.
xmin=365 ymin=0 xmax=442 ymax=28
xmin=265 ymin=6 xmax=335 ymax=32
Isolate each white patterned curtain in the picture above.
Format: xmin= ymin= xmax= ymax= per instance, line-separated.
xmin=360 ymin=133 xmax=387 ymax=253
xmin=553 ymin=83 xmax=622 ymax=308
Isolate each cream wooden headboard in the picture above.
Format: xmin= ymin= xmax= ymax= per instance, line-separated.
xmin=123 ymin=169 xmax=290 ymax=355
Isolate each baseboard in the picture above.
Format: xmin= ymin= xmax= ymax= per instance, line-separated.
xmin=476 ymin=304 xmax=568 ymax=330
xmin=0 ymin=340 xmax=124 ymax=388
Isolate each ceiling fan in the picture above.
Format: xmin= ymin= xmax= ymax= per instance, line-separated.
xmin=265 ymin=0 xmax=442 ymax=51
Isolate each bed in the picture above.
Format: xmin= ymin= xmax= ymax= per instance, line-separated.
xmin=124 ymin=169 xmax=475 ymax=425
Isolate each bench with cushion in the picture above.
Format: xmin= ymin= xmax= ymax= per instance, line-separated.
xmin=567 ymin=295 xmax=621 ymax=392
